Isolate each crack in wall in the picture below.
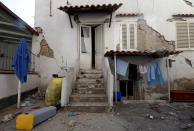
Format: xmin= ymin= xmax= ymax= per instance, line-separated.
xmin=38 ymin=39 xmax=54 ymax=58
xmin=137 ymin=19 xmax=175 ymax=51
xmin=183 ymin=0 xmax=193 ymax=7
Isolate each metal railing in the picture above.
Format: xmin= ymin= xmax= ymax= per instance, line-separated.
xmin=0 ymin=51 xmax=36 ymax=72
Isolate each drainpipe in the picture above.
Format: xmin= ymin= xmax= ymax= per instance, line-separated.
xmin=114 ymin=54 xmax=117 ymax=103
xmin=166 ymin=58 xmax=171 ymax=102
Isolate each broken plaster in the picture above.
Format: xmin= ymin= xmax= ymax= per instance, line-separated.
xmin=137 ymin=19 xmax=175 ymax=51
xmin=183 ymin=0 xmax=193 ymax=7
xmin=38 ymin=39 xmax=54 ymax=58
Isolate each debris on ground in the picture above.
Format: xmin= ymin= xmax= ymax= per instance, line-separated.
xmin=180 ymin=123 xmax=192 ymax=129
xmin=68 ymin=120 xmax=76 ymax=127
xmin=1 ymin=114 xmax=14 ymax=123
xmin=168 ymin=112 xmax=176 ymax=116
xmin=68 ymin=112 xmax=79 ymax=117
xmin=31 ymin=106 xmax=41 ymax=109
xmin=21 ymin=101 xmax=32 ymax=107
xmin=146 ymin=114 xmax=165 ymax=120
xmin=150 ymin=105 xmax=161 ymax=113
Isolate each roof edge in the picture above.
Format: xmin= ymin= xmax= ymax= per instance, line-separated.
xmin=0 ymin=2 xmax=39 ymax=36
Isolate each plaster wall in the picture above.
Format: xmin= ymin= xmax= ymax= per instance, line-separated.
xmin=0 ymin=74 xmax=39 ymax=99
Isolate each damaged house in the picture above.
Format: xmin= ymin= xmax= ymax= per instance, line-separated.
xmin=31 ymin=0 xmax=194 ymax=112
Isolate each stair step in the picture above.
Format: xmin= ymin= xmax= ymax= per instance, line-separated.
xmin=65 ymin=102 xmax=108 ymax=113
xmin=76 ymin=78 xmax=103 ymax=83
xmin=77 ymin=74 xmax=103 ymax=79
xmin=75 ymin=84 xmax=104 ymax=88
xmin=70 ymin=94 xmax=107 ymax=102
xmin=80 ymin=69 xmax=102 ymax=74
xmin=73 ymin=88 xmax=105 ymax=94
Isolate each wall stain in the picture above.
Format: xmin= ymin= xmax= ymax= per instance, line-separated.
xmin=137 ymin=19 xmax=175 ymax=51
xmin=38 ymin=39 xmax=54 ymax=58
xmin=174 ymin=78 xmax=194 ymax=90
xmin=183 ymin=0 xmax=193 ymax=7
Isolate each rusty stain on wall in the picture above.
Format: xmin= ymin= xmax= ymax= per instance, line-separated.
xmin=183 ymin=0 xmax=193 ymax=7
xmin=174 ymin=78 xmax=194 ymax=90
xmin=137 ymin=19 xmax=175 ymax=51
xmin=38 ymin=39 xmax=54 ymax=58
xmin=166 ymin=17 xmax=186 ymax=22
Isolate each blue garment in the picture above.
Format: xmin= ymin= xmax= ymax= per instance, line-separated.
xmin=147 ymin=62 xmax=164 ymax=85
xmin=12 ymin=38 xmax=30 ymax=83
xmin=116 ymin=58 xmax=129 ymax=76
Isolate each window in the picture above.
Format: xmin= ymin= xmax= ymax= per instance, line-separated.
xmin=176 ymin=22 xmax=194 ymax=49
xmin=120 ymin=23 xmax=137 ymax=50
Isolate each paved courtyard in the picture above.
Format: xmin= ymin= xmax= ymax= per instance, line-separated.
xmin=0 ymin=100 xmax=194 ymax=131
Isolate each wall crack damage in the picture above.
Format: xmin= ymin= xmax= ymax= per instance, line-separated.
xmin=38 ymin=39 xmax=54 ymax=58
xmin=137 ymin=19 xmax=175 ymax=51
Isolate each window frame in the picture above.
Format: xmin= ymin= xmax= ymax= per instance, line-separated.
xmin=119 ymin=22 xmax=137 ymax=51
xmin=176 ymin=21 xmax=194 ymax=50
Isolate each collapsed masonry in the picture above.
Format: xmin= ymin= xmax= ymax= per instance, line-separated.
xmin=137 ymin=19 xmax=175 ymax=51
xmin=38 ymin=39 xmax=54 ymax=58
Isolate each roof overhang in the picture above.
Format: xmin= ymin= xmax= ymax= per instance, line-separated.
xmin=0 ymin=2 xmax=38 ymax=36
xmin=172 ymin=14 xmax=194 ymax=17
xmin=104 ymin=50 xmax=182 ymax=58
xmin=59 ymin=3 xmax=123 ymax=28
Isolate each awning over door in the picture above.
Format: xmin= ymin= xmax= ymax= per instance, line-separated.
xmin=58 ymin=3 xmax=123 ymax=28
xmin=104 ymin=50 xmax=182 ymax=58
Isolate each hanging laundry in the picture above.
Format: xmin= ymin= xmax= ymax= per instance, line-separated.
xmin=139 ymin=65 xmax=147 ymax=74
xmin=147 ymin=62 xmax=164 ymax=85
xmin=116 ymin=58 xmax=129 ymax=76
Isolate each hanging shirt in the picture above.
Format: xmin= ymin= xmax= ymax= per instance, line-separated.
xmin=147 ymin=62 xmax=164 ymax=85
xmin=116 ymin=58 xmax=129 ymax=76
xmin=12 ymin=38 xmax=30 ymax=83
xmin=139 ymin=65 xmax=147 ymax=74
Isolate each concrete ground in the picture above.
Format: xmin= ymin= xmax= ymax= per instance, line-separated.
xmin=0 ymin=99 xmax=194 ymax=131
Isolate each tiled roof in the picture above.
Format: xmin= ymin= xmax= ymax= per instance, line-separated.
xmin=0 ymin=2 xmax=38 ymax=35
xmin=173 ymin=14 xmax=194 ymax=17
xmin=116 ymin=13 xmax=141 ymax=17
xmin=59 ymin=3 xmax=123 ymax=15
xmin=104 ymin=50 xmax=182 ymax=58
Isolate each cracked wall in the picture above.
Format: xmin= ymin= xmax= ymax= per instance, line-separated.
xmin=38 ymin=39 xmax=54 ymax=58
xmin=137 ymin=19 xmax=175 ymax=51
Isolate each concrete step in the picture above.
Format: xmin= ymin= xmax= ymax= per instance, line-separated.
xmin=70 ymin=94 xmax=107 ymax=102
xmin=64 ymin=102 xmax=108 ymax=113
xmin=73 ymin=88 xmax=105 ymax=94
xmin=76 ymin=78 xmax=103 ymax=83
xmin=77 ymin=74 xmax=103 ymax=79
xmin=75 ymin=83 xmax=104 ymax=88
xmin=80 ymin=69 xmax=102 ymax=74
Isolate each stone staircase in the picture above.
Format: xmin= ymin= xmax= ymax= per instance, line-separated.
xmin=66 ymin=69 xmax=108 ymax=113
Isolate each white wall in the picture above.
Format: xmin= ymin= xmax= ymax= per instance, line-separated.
xmin=0 ymin=74 xmax=40 ymax=99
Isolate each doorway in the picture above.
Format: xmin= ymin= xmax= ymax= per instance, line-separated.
xmin=79 ymin=24 xmax=103 ymax=69
xmin=119 ymin=64 xmax=138 ymax=100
